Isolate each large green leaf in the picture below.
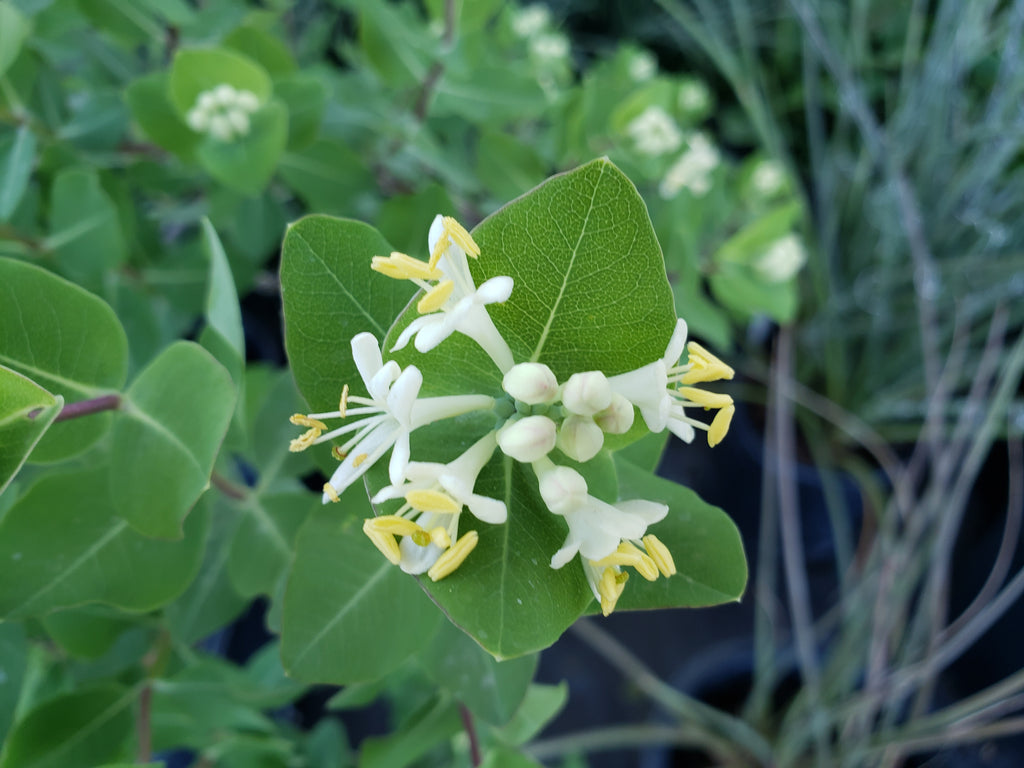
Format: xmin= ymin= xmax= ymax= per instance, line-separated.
xmin=612 ymin=458 xmax=747 ymax=610
xmin=0 ymin=685 xmax=135 ymax=768
xmin=0 ymin=468 xmax=209 ymax=618
xmin=358 ymin=695 xmax=463 ymax=768
xmin=0 ymin=623 xmax=28 ymax=745
xmin=0 ymin=258 xmax=128 ymax=462
xmin=110 ymin=341 xmax=236 ymax=539
xmin=0 ymin=4 xmax=30 ymax=79
xmin=280 ymin=215 xmax=416 ymax=411
xmin=0 ymin=126 xmax=35 ymax=222
xmin=125 ymin=71 xmax=200 ymax=158
xmin=0 ymin=365 xmax=61 ymax=496
xmin=197 ymin=100 xmax=288 ymax=195
xmin=280 ymin=487 xmax=442 ymax=685
xmin=228 ymin=491 xmax=309 ymax=599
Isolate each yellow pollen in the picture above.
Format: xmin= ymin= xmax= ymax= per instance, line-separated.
xmin=366 ymin=516 xmax=423 ymax=537
xmin=289 ymin=428 xmax=319 ymax=452
xmin=443 ymin=216 xmax=481 ymax=257
xmin=331 ymin=445 xmax=347 ymax=461
xmin=290 ymin=413 xmax=327 ymax=430
xmin=642 ymin=535 xmax=676 ymax=577
xmin=370 ymin=256 xmax=406 ymax=279
xmin=708 ymin=404 xmax=735 ymax=448
xmin=322 ymin=483 xmax=340 ymax=503
xmin=417 ymin=280 xmax=454 ymax=314
xmin=597 ymin=567 xmax=628 ymax=616
xmin=428 ymin=530 xmax=479 ymax=581
xmin=352 ymin=453 xmax=369 ymax=467
xmin=678 ymin=386 xmax=733 ymax=410
xmin=429 ymin=234 xmax=448 ymax=270
xmin=594 ymin=542 xmax=658 ymax=581
xmin=405 ymin=488 xmax=462 ymax=514
xmin=339 ymin=384 xmax=349 ymax=417
xmin=362 ymin=520 xmax=401 ymax=565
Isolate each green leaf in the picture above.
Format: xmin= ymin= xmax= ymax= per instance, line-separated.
xmin=280 ymin=215 xmax=416 ymax=411
xmin=0 ymin=467 xmax=209 ymax=618
xmin=358 ymin=695 xmax=462 ymax=768
xmin=476 ymin=130 xmax=547 ymax=203
xmin=471 ymin=157 xmax=677 ymax=379
xmin=0 ymin=623 xmax=28 ymax=744
xmin=110 ymin=341 xmax=236 ymax=539
xmin=710 ymin=265 xmax=799 ymax=324
xmin=0 ymin=126 xmax=35 ymax=221
xmin=0 ymin=4 xmax=30 ymax=79
xmin=168 ymin=47 xmax=272 ymax=117
xmin=0 ymin=258 xmax=128 ymax=462
xmin=419 ymin=620 xmax=538 ymax=726
xmin=275 ymin=73 xmax=326 ymax=149
xmin=280 ymin=487 xmax=443 ymax=685
xmin=612 ymin=458 xmax=747 ymax=610
xmin=197 ymin=100 xmax=288 ymax=195
xmin=480 ymin=747 xmax=543 ymax=768
xmin=40 ymin=605 xmax=135 ymax=659
xmin=125 ymin=71 xmax=200 ymax=158
xmin=496 ymin=683 xmax=568 ymax=746
xmin=0 ymin=365 xmax=61 ymax=496
xmin=228 ymin=491 xmax=309 ymax=599
xmin=0 ymin=684 xmax=134 ymax=768
xmin=278 ymin=140 xmax=375 ymax=215
xmin=201 ymin=217 xmax=245 ymax=372
xmin=76 ymin=0 xmax=163 ymax=44
xmin=224 ymin=24 xmax=297 ymax=77
xmin=375 ymin=184 xmax=456 ymax=257
xmin=47 ymin=167 xmax=128 ymax=292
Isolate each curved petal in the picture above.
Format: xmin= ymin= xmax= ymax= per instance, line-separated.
xmin=550 ymin=537 xmax=582 ymax=569
xmin=351 ymin=333 xmax=383 ymax=388
xmin=388 ymin=431 xmax=411 ymax=485
xmin=392 ymin=315 xmax=434 ymax=352
xmin=324 ymin=422 xmax=394 ymax=501
xmin=465 ymin=492 xmax=507 ymax=524
xmin=368 ymin=360 xmax=401 ymax=402
xmin=399 ymin=536 xmax=444 ymax=574
xmin=387 ymin=365 xmax=423 ymax=426
xmin=662 ymin=317 xmax=688 ymax=367
xmin=615 ymin=499 xmax=669 ymax=526
xmin=427 ymin=214 xmax=445 ymax=256
xmin=476 ymin=275 xmax=514 ymax=304
xmin=413 ymin=314 xmax=456 ymax=352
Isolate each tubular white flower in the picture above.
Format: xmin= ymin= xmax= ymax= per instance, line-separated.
xmin=561 ymin=371 xmax=612 ymax=416
xmin=557 ymin=415 xmax=604 ymax=462
xmin=594 ymin=393 xmax=634 ymax=435
xmin=503 ymin=362 xmax=559 ymax=405
xmin=497 ymin=415 xmax=557 ymax=463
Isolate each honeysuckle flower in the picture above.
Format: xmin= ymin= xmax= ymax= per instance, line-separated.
xmin=659 ymin=133 xmax=720 ymax=199
xmin=512 ymin=3 xmax=550 ymax=37
xmin=534 ymin=459 xmax=674 ymax=616
xmin=755 ymin=234 xmax=807 ymax=282
xmin=186 ymin=83 xmax=260 ymax=142
xmin=607 ymin=318 xmax=736 ymax=447
xmin=561 ymin=371 xmax=612 ymax=416
xmin=531 ymin=33 xmax=569 ymax=61
xmin=629 ymin=51 xmax=657 ymax=82
xmin=557 ymin=414 xmax=604 ymax=462
xmin=497 ymin=415 xmax=557 ymax=463
xmin=751 ymin=159 xmax=786 ymax=196
xmin=626 ymin=106 xmax=683 ymax=157
xmin=678 ymin=80 xmax=711 ymax=114
xmin=594 ymin=393 xmax=634 ymax=435
xmin=373 ymin=215 xmax=515 ymax=373
xmin=364 ymin=432 xmax=504 ymax=581
xmin=503 ymin=362 xmax=559 ymax=405
xmin=288 ymin=332 xmax=493 ymax=502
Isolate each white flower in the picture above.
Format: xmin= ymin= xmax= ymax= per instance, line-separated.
xmin=561 ymin=371 xmax=612 ymax=416
xmin=751 ymin=159 xmax=786 ymax=196
xmin=629 ymin=51 xmax=657 ymax=82
xmin=625 ymin=106 xmax=683 ymax=157
xmin=503 ymin=362 xmax=559 ymax=405
xmin=678 ymin=80 xmax=711 ymax=113
xmin=375 ymin=215 xmax=515 ymax=373
xmin=185 ymin=83 xmax=261 ymax=143
xmin=557 ymin=415 xmax=604 ymax=462
xmin=659 ymin=133 xmax=720 ymax=199
xmin=607 ymin=318 xmax=736 ymax=447
xmin=364 ymin=432 xmax=504 ymax=580
xmin=288 ymin=332 xmax=493 ymax=502
xmin=497 ymin=415 xmax=557 ymax=462
xmin=512 ymin=4 xmax=550 ymax=37
xmin=755 ymin=234 xmax=806 ymax=282
xmin=531 ymin=33 xmax=569 ymax=61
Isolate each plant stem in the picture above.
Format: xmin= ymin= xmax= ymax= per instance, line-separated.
xmin=526 ymin=724 xmax=724 ymax=762
xmin=459 ymin=703 xmax=481 ymax=767
xmin=30 ymin=393 xmax=122 ymax=422
xmin=211 ymin=472 xmax=248 ymax=501
xmin=136 ymin=684 xmax=152 ymax=763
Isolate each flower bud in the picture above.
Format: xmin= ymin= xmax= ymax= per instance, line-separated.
xmin=557 ymin=415 xmax=604 ymax=462
xmin=497 ymin=415 xmax=557 ymax=463
xmin=561 ymin=371 xmax=612 ymax=416
xmin=503 ymin=362 xmax=559 ymax=405
xmin=538 ymin=465 xmax=588 ymax=514
xmin=594 ymin=393 xmax=635 ymax=434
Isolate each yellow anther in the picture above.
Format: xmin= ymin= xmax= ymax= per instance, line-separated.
xmin=352 ymin=453 xmax=369 ymax=467
xmin=290 ymin=413 xmax=328 ymax=430
xmin=594 ymin=542 xmax=658 ymax=581
xmin=405 ymin=488 xmax=461 ymax=514
xmin=331 ymin=445 xmax=347 ymax=461
xmin=371 ymin=252 xmax=442 ymax=281
xmin=708 ymin=404 xmax=735 ymax=448
xmin=323 ymin=483 xmax=340 ymax=503
xmin=288 ymin=428 xmax=319 ymax=452
xmin=597 ymin=566 xmax=629 ymax=616
xmin=678 ymin=387 xmax=733 ymax=410
xmin=680 ymin=342 xmax=735 ymax=384
xmin=370 ymin=256 xmax=406 ymax=279
xmin=339 ymin=384 xmax=349 ymax=418
xmin=642 ymin=535 xmax=676 ymax=577
xmin=366 ymin=516 xmax=423 ymax=537
xmin=429 ymin=526 xmax=451 ymax=549
xmin=428 ymin=530 xmax=479 ymax=582
xmin=429 ymin=235 xmax=447 ymax=270
xmin=362 ymin=520 xmax=401 ymax=565
xmin=443 ymin=216 xmax=480 ymax=258
xmin=416 ymin=279 xmax=454 ymax=314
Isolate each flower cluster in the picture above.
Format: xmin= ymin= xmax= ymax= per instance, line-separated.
xmin=288 ymin=214 xmax=735 ymax=616
xmin=186 ymin=83 xmax=260 ymax=143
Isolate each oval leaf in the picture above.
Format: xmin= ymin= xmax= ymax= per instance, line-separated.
xmin=0 ymin=365 xmax=62 ymax=496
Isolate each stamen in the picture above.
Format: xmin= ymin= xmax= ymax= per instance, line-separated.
xmin=406 ymin=488 xmax=461 ymax=514
xmin=362 ymin=520 xmax=401 ymax=565
xmin=642 ymin=535 xmax=676 ymax=577
xmin=678 ymin=387 xmax=733 ymax=410
xmin=417 ymin=280 xmax=454 ymax=314
xmin=682 ymin=342 xmax=735 ymax=384
xmin=708 ymin=404 xmax=735 ymax=447
xmin=594 ymin=542 xmax=658 ymax=581
xmin=290 ymin=414 xmax=328 ymax=430
xmin=339 ymin=384 xmax=349 ymax=417
xmin=366 ymin=516 xmax=423 ymax=537
xmin=428 ymin=530 xmax=479 ymax=581
xmin=597 ymin=566 xmax=629 ymax=616
xmin=352 ymin=453 xmax=369 ymax=467
xmin=429 ymin=235 xmax=448 ymax=270
xmin=442 ymin=217 xmax=481 ymax=258
xmin=323 ymin=483 xmax=340 ymax=503
xmin=289 ymin=428 xmax=320 ymax=452
xmin=331 ymin=445 xmax=347 ymax=461
xmin=429 ymin=526 xmax=451 ymax=549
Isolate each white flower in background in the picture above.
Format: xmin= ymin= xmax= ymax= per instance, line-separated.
xmin=626 ymin=105 xmax=684 ymax=157
xmin=534 ymin=460 xmax=674 ymax=616
xmin=659 ymin=133 xmax=720 ymax=199
xmin=755 ymin=234 xmax=807 ymax=282
xmin=365 ymin=432 xmax=504 ymax=581
xmin=185 ymin=83 xmax=260 ymax=142
xmin=751 ymin=159 xmax=786 ymax=196
xmin=678 ymin=80 xmax=711 ymax=113
xmin=607 ymin=318 xmax=736 ymax=447
xmin=512 ymin=3 xmax=550 ymax=37
xmin=531 ymin=32 xmax=569 ymax=61
xmin=373 ymin=215 xmax=515 ymax=373
xmin=629 ymin=51 xmax=657 ymax=81
xmin=288 ymin=332 xmax=493 ymax=502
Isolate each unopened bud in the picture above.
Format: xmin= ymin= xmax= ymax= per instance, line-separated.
xmin=538 ymin=465 xmax=588 ymax=514
xmin=503 ymin=362 xmax=559 ymax=405
xmin=561 ymin=371 xmax=612 ymax=416
xmin=594 ymin=393 xmax=634 ymax=434
xmin=497 ymin=415 xmax=557 ymax=463
xmin=557 ymin=415 xmax=604 ymax=462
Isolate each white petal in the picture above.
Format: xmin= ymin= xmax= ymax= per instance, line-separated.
xmin=324 ymin=422 xmax=394 ymax=501
xmin=352 ymin=333 xmax=384 ymax=388
xmin=550 ymin=538 xmax=581 ymax=569
xmin=399 ymin=536 xmax=443 ymax=574
xmin=615 ymin=499 xmax=669 ymax=525
xmin=666 ymin=415 xmax=696 ymax=443
xmin=392 ymin=315 xmax=433 ymax=352
xmin=386 ymin=366 xmax=423 ymax=426
xmin=466 ymin=492 xmax=507 ymax=524
xmin=413 ymin=314 xmax=456 ymax=352
xmin=608 ymin=360 xmax=667 ymax=413
xmin=476 ymin=275 xmax=513 ymax=304
xmin=663 ymin=318 xmax=688 ymax=367
xmin=427 ymin=214 xmax=445 ymax=257
xmin=388 ymin=431 xmax=411 ymax=485
xmin=411 ymin=394 xmax=493 ymax=428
